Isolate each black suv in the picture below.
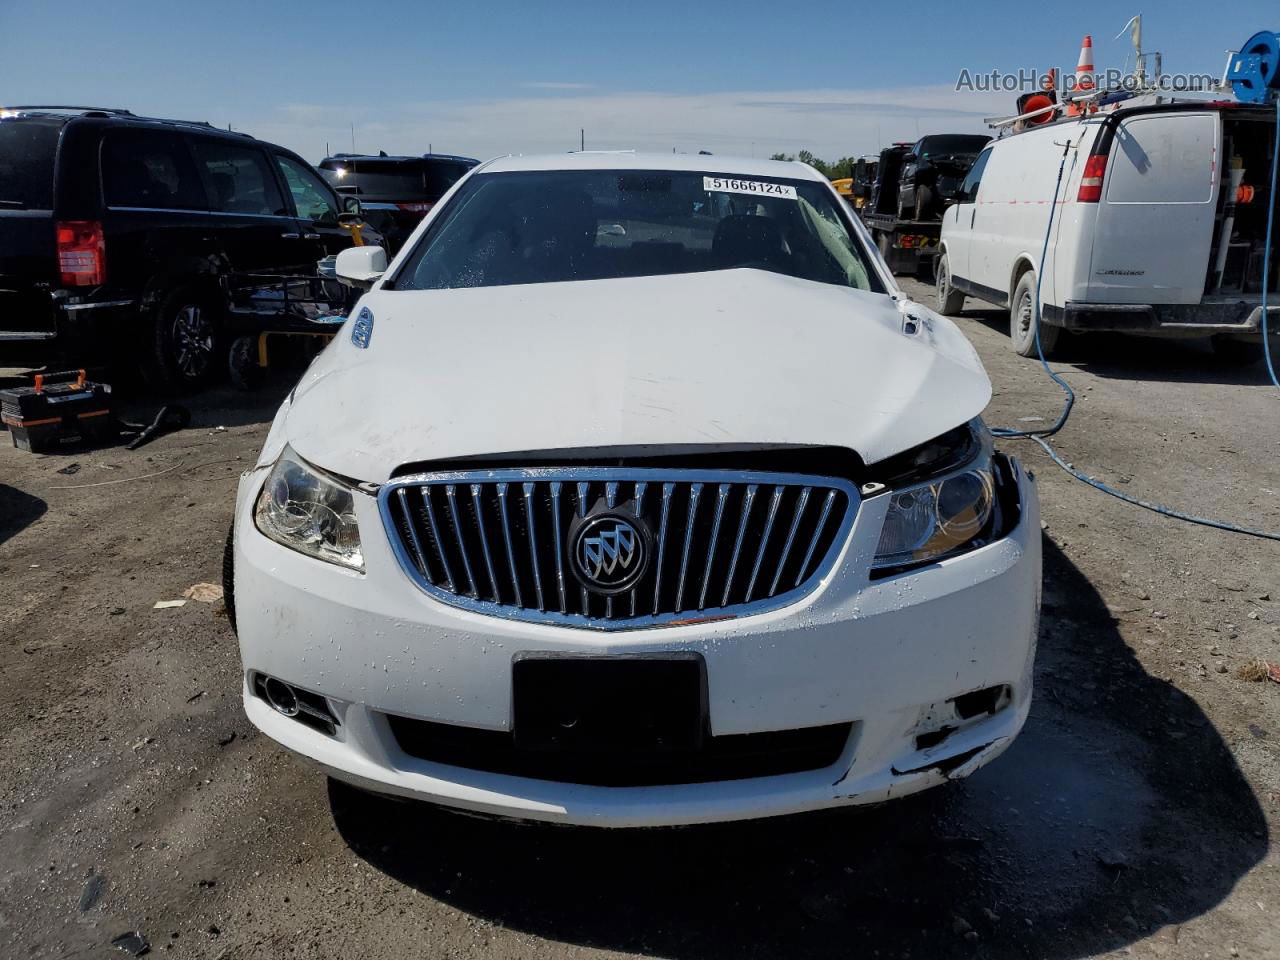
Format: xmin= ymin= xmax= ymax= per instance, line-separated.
xmin=896 ymin=134 xmax=991 ymax=221
xmin=317 ymin=152 xmax=478 ymax=253
xmin=0 ymin=106 xmax=363 ymax=388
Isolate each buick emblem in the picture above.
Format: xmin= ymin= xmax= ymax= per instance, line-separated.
xmin=570 ymin=513 xmax=650 ymax=595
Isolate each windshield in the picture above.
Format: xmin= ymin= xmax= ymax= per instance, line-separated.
xmin=392 ymin=169 xmax=879 ymax=292
xmin=0 ymin=119 xmax=62 ymax=209
xmin=321 ymin=159 xmax=476 ymax=200
xmin=918 ymin=135 xmax=990 ymax=158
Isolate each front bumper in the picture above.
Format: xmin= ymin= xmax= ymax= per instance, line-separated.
xmin=233 ymin=459 xmax=1041 ymax=827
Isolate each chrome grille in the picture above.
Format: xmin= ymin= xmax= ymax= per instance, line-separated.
xmin=379 ymin=468 xmax=857 ymax=630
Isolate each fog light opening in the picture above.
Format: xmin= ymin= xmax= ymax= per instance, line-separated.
xmin=951 ymin=684 xmax=1012 ymax=720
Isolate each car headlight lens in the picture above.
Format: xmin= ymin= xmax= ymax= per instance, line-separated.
xmin=254 ymin=445 xmax=363 ymax=571
xmin=872 ymin=432 xmax=996 ymax=571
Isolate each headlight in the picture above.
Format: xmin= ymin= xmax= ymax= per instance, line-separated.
xmin=254 ymin=445 xmax=364 ymax=571
xmin=872 ymin=427 xmax=995 ymax=571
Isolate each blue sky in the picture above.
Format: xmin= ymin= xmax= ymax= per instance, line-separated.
xmin=0 ymin=1 xmax=1272 ymax=161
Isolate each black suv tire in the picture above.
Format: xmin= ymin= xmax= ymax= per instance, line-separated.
xmin=914 ymin=184 xmax=933 ymax=221
xmin=141 ymin=287 xmax=223 ymax=392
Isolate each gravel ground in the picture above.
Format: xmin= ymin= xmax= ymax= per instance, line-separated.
xmin=2 ymin=278 xmax=1279 ymax=959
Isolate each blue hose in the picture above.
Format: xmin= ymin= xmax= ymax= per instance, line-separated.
xmin=1261 ymin=95 xmax=1280 ymax=389
xmin=991 ymin=116 xmax=1280 ymax=541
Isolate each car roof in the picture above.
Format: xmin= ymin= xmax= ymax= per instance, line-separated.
xmin=1 ymin=105 xmax=258 ymax=140
xmin=479 ymin=151 xmax=828 ymax=181
xmin=322 ymin=153 xmax=478 ymax=165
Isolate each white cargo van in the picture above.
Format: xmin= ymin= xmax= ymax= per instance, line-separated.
xmin=936 ymin=99 xmax=1278 ymax=363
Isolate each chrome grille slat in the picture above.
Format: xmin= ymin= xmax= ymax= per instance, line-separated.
xmin=379 ymin=468 xmax=857 ymax=632
xmin=444 ymin=485 xmax=478 ymax=597
xmin=576 ymin=482 xmax=591 ymax=613
xmin=698 ymin=484 xmax=731 ymax=610
xmin=550 ymin=482 xmax=568 ymax=613
xmin=722 ymin=484 xmax=758 ymax=608
xmin=745 ymin=485 xmax=785 ymax=602
xmin=396 ymin=488 xmax=435 ymax=582
xmin=652 ymin=482 xmax=675 ymax=616
xmin=522 ymin=482 xmax=545 ymax=612
xmin=630 ymin=482 xmax=648 ymax=616
xmin=421 ymin=488 xmax=456 ymax=593
xmin=675 ymin=482 xmax=703 ymax=612
xmin=796 ymin=489 xmax=838 ymax=588
xmin=770 ymin=486 xmax=811 ymax=598
xmin=496 ymin=482 xmax=523 ymax=606
xmin=470 ymin=484 xmax=500 ymax=601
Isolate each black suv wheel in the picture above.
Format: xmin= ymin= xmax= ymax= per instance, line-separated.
xmin=142 ymin=288 xmax=222 ymax=391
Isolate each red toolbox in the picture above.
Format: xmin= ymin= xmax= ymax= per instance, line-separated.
xmin=0 ymin=370 xmax=117 ymax=453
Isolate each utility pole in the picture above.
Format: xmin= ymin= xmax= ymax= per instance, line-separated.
xmin=580 ymin=128 xmax=584 ymax=151
xmin=350 ymin=123 xmax=356 ymax=152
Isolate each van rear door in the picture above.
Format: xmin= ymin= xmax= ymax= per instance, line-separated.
xmin=0 ymin=117 xmax=63 ymax=341
xmin=1087 ymin=112 xmax=1218 ymax=303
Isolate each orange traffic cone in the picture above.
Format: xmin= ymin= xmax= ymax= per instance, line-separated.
xmin=1067 ymin=36 xmax=1095 ymax=115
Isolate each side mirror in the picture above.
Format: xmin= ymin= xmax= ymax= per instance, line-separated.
xmin=335 ymin=245 xmax=387 ymax=289
xmin=342 ymin=196 xmax=362 ymax=214
xmin=944 ymin=196 xmax=960 ymax=207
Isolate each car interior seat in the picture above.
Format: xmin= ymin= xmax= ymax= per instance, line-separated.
xmin=712 ymin=214 xmax=790 ymax=272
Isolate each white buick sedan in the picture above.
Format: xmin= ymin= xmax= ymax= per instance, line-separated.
xmin=228 ymin=152 xmax=1040 ymax=827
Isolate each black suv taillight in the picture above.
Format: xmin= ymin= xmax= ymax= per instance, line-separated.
xmin=56 ymin=220 xmax=106 ymax=286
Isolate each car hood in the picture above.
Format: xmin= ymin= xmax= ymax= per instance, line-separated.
xmin=285 ymin=270 xmax=991 ymax=483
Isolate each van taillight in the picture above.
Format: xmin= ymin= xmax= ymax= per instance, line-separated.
xmin=56 ymin=220 xmax=106 ymax=286
xmin=1077 ymin=155 xmax=1107 ymax=203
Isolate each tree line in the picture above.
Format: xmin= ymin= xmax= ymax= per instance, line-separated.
xmin=769 ymin=150 xmax=859 ymax=180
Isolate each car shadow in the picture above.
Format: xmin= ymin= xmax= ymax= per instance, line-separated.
xmin=0 ymin=483 xmax=48 ymax=547
xmin=328 ymin=537 xmax=1268 ymax=959
xmin=952 ymin=305 xmax=1275 ymax=387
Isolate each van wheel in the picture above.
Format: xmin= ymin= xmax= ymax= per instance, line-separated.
xmin=1010 ymin=272 xmax=1061 ymax=359
xmin=935 ymin=255 xmax=965 ymax=315
xmin=141 ymin=288 xmax=222 ymax=392
xmin=1210 ymin=336 xmax=1265 ymax=367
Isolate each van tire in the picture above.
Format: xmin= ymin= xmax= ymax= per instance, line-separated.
xmin=1210 ymin=336 xmax=1264 ymax=367
xmin=1010 ymin=272 xmax=1060 ymax=358
xmin=140 ymin=287 xmax=222 ymax=392
xmin=935 ymin=255 xmax=965 ymax=315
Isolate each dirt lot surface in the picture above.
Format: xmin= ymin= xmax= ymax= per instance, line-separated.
xmin=2 ymin=277 xmax=1279 ymax=959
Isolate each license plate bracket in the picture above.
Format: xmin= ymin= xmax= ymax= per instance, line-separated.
xmin=512 ymin=654 xmax=707 ymax=755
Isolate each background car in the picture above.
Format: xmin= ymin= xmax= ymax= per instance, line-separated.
xmin=0 ymin=106 xmax=364 ymax=388
xmin=896 ymin=134 xmax=991 ymax=221
xmin=317 ymin=152 xmax=478 ymax=254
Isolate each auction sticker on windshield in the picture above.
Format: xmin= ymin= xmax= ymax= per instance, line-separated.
xmin=703 ymin=176 xmax=797 ymax=200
